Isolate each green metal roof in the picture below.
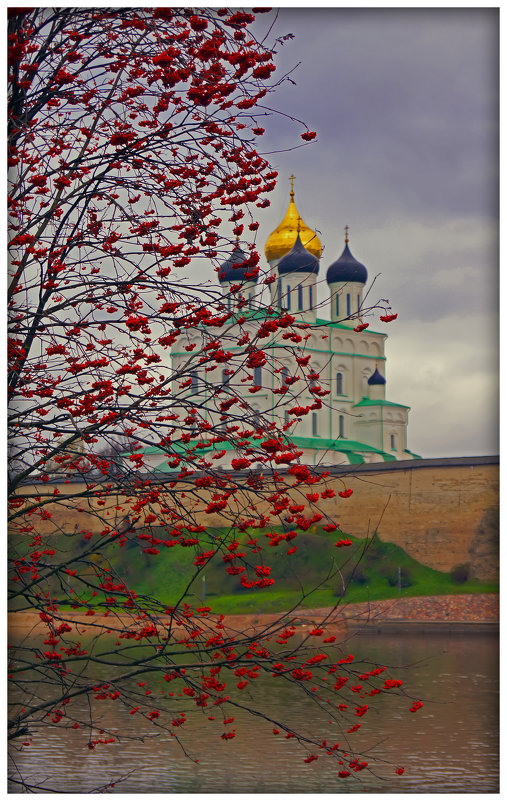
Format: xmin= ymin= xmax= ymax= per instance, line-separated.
xmin=138 ymin=433 xmax=402 ymax=471
xmin=230 ymin=307 xmax=272 ymax=322
xmin=315 ymin=318 xmax=386 ymax=337
xmin=289 ymin=436 xmax=387 ymax=454
xmin=404 ymin=449 xmax=422 ymax=459
xmin=135 ymin=445 xmax=172 ymax=454
xmin=346 ymin=452 xmax=365 ymax=464
xmin=353 ymin=397 xmax=410 ymax=409
xmin=173 ymin=310 xmax=387 ymax=332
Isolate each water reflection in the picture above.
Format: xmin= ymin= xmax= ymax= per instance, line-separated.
xmin=9 ymin=632 xmax=498 ymax=793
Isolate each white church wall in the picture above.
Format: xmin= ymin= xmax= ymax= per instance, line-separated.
xmin=383 ymin=420 xmax=407 ymax=455
xmin=272 ymin=271 xmax=317 ymax=323
xmin=333 ymin=362 xmax=349 ymax=398
xmin=328 ymin=282 xmax=364 ymax=325
xmin=359 ymin=365 xmax=374 ymax=400
xmin=353 ymin=416 xmax=382 ymax=451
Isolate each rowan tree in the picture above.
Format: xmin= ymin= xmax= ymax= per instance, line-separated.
xmin=8 ymin=7 xmax=415 ymax=791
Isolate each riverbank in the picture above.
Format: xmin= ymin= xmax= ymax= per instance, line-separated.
xmin=296 ymin=592 xmax=499 ymax=634
xmin=9 ymin=593 xmax=498 ymax=640
xmin=215 ymin=593 xmax=499 ymax=635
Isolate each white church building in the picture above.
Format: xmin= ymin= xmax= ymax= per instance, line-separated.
xmin=143 ymin=183 xmax=420 ymax=472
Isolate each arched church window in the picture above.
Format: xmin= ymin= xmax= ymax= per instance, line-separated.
xmin=190 ymin=371 xmax=199 ymax=393
xmin=298 ymin=285 xmax=303 ymax=310
xmin=309 ymin=284 xmax=313 ymax=310
xmin=390 ymin=434 xmax=396 ymax=450
xmin=338 ymin=414 xmax=345 ymax=438
xmin=357 ymin=294 xmax=361 ymax=311
xmin=277 ymin=279 xmax=283 ymax=308
xmin=336 ymin=294 xmax=340 ymax=317
xmin=336 ymin=372 xmax=344 ymax=395
xmin=248 ymin=293 xmax=253 ymax=309
xmin=222 ymin=369 xmax=230 ymax=385
xmin=281 ymin=366 xmax=289 ymax=383
xmin=286 ymin=285 xmax=291 ymax=310
xmin=312 ymin=412 xmax=318 ymax=436
xmin=346 ymin=293 xmax=351 ymax=316
xmin=253 ymin=366 xmax=262 ymax=387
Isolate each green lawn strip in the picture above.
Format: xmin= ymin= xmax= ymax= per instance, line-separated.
xmin=11 ymin=527 xmax=497 ymax=615
xmin=200 ymin=582 xmax=498 ymax=616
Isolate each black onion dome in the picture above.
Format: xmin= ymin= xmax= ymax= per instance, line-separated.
xmin=218 ymin=245 xmax=256 ymax=283
xmin=367 ymin=368 xmax=386 ymax=386
xmin=326 ymin=243 xmax=367 ymax=284
xmin=277 ymin=234 xmax=319 ymax=275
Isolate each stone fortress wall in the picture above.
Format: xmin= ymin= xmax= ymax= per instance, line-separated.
xmin=17 ymin=456 xmax=498 ymax=582
xmin=320 ymin=456 xmax=498 ymax=581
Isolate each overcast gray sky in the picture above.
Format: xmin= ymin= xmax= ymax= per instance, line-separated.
xmin=187 ymin=7 xmax=498 ymax=458
xmin=246 ymin=6 xmax=499 ymax=459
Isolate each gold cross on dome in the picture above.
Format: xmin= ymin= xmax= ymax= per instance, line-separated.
xmin=289 ymin=174 xmax=296 ymax=197
xmin=344 ymin=224 xmax=349 ymax=243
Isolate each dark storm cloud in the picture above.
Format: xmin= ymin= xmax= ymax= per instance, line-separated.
xmin=246 ymin=7 xmax=498 ymax=457
xmin=261 ymin=7 xmax=498 ymax=221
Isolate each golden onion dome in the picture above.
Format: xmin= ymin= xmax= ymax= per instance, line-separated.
xmin=265 ymin=182 xmax=322 ymax=263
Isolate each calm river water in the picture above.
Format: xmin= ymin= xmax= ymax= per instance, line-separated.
xmin=8 ymin=631 xmax=498 ymax=793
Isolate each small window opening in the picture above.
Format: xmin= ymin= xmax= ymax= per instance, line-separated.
xmin=277 ymin=279 xmax=283 ymax=307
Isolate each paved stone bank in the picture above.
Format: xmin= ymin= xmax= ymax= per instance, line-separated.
xmin=343 ymin=592 xmax=499 ymax=625
xmin=296 ymin=593 xmax=499 ymax=628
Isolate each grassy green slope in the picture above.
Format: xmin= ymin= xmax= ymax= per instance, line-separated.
xmin=11 ymin=527 xmax=497 ymax=615
xmin=104 ymin=528 xmax=498 ymax=614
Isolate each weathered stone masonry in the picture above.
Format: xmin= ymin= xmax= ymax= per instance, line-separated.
xmin=322 ymin=456 xmax=499 ymax=581
xmin=18 ymin=456 xmax=498 ymax=582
